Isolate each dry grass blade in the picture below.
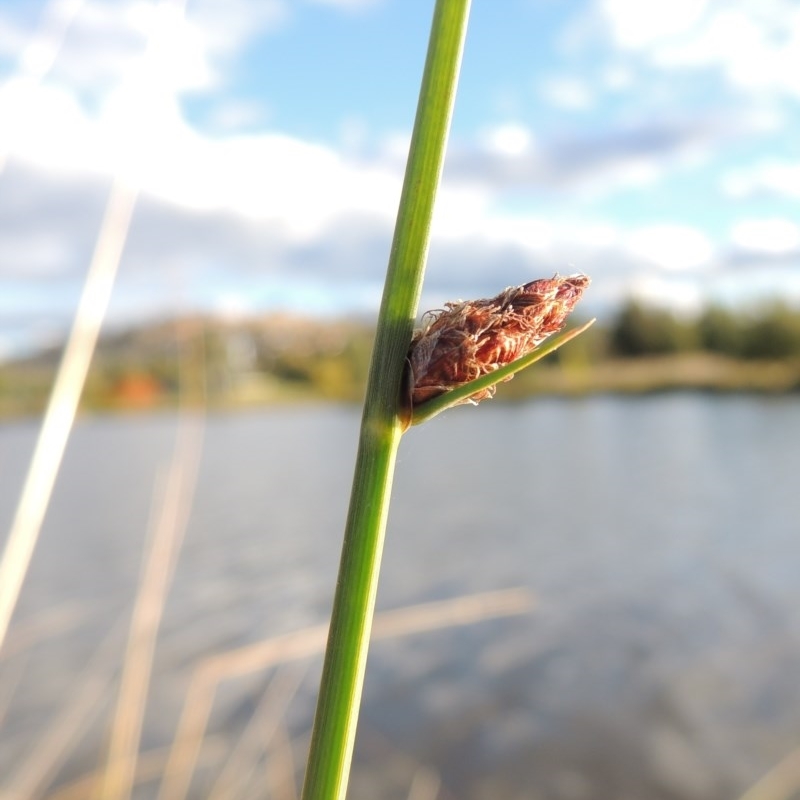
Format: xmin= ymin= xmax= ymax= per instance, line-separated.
xmin=99 ymin=416 xmax=204 ymax=800
xmin=0 ymin=0 xmax=197 ymax=652
xmin=0 ymin=652 xmax=29 ymax=729
xmin=208 ymin=664 xmax=308 ymax=800
xmin=0 ymin=182 xmax=137 ymax=652
xmin=407 ymin=767 xmax=441 ymax=800
xmin=1 ymin=615 xmax=127 ymax=800
xmin=41 ymin=739 xmax=228 ymax=800
xmin=371 ymin=587 xmax=534 ymax=639
xmin=159 ymin=587 xmax=534 ymax=800
xmin=266 ymin=721 xmax=299 ymax=800
xmin=158 ymin=627 xmax=330 ymax=800
xmin=738 ymin=747 xmax=800 ymax=800
xmin=0 ymin=603 xmax=86 ymax=661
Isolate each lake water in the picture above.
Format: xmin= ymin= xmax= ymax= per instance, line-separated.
xmin=1 ymin=394 xmax=799 ymax=799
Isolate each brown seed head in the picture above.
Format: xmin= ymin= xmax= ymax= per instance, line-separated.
xmin=407 ymin=273 xmax=590 ymax=408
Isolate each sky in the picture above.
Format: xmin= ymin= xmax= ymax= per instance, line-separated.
xmin=0 ymin=0 xmax=799 ymax=358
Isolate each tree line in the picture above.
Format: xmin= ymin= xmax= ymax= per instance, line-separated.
xmin=605 ymin=300 xmax=800 ymax=360
xmin=3 ymin=299 xmax=800 ymax=417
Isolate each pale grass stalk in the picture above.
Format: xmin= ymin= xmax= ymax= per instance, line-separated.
xmin=0 ymin=602 xmax=85 ymax=660
xmin=158 ymin=666 xmax=230 ymax=800
xmin=99 ymin=415 xmax=204 ymax=800
xmin=158 ymin=587 xmax=533 ymax=800
xmin=0 ymin=0 xmax=194 ymax=652
xmin=343 ymin=722 xmax=442 ymax=800
xmin=42 ymin=740 xmax=228 ymax=800
xmin=159 ymin=626 xmax=333 ymax=800
xmin=0 ymin=652 xmax=28 ymax=729
xmin=0 ymin=181 xmax=136 ymax=652
xmin=738 ymin=748 xmax=800 ymax=800
xmin=372 ymin=586 xmax=533 ymax=639
xmin=208 ymin=663 xmax=308 ymax=800
xmin=1 ymin=615 xmax=127 ymax=800
xmin=266 ymin=721 xmax=299 ymax=800
xmin=407 ymin=767 xmax=441 ymax=800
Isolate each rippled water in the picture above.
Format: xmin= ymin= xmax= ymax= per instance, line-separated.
xmin=1 ymin=394 xmax=799 ymax=799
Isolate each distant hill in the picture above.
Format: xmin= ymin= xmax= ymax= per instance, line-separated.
xmin=1 ymin=301 xmax=798 ymax=419
xmin=0 ymin=312 xmax=376 ymax=417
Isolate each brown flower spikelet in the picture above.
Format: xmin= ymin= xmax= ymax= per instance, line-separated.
xmin=407 ymin=273 xmax=590 ymax=407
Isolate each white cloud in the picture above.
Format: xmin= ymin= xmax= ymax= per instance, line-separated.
xmin=601 ymin=0 xmax=707 ymax=48
xmin=629 ymin=273 xmax=705 ymax=312
xmin=378 ymin=130 xmax=411 ymax=163
xmin=0 ymin=8 xmax=406 ymax=244
xmin=601 ymin=64 xmax=635 ymax=91
xmin=26 ymin=1 xmax=204 ymax=96
xmin=448 ymin=116 xmax=729 ymax=200
xmin=0 ymin=0 xmax=410 ymax=352
xmin=305 ymin=0 xmax=380 ymax=9
xmin=0 ymin=220 xmax=70 ymax=277
xmin=1 ymin=0 xmax=796 ymax=355
xmin=182 ymin=0 xmax=288 ymax=66
xmin=539 ymin=75 xmax=594 ymax=110
xmin=432 ymin=183 xmax=494 ymax=241
xmin=600 ymin=0 xmax=800 ymax=98
xmin=731 ymin=219 xmax=800 ymax=255
xmin=0 ymin=0 xmax=84 ymax=81
xmin=480 ymin=123 xmax=534 ymax=158
xmin=206 ymin=98 xmax=269 ymax=132
xmin=1 ymin=0 xmax=287 ymax=99
xmin=624 ymin=224 xmax=713 ymax=270
xmin=657 ymin=7 xmax=800 ymax=96
xmin=0 ymin=0 xmax=294 ymax=180
xmin=722 ymin=159 xmax=800 ymax=200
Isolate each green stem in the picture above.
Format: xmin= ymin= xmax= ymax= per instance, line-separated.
xmin=300 ymin=2 xmax=471 ymax=799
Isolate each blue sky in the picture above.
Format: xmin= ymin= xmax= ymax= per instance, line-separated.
xmin=0 ymin=0 xmax=799 ymax=357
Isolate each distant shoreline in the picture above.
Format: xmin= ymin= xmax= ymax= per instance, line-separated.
xmin=2 ymin=353 xmax=798 ymax=421
xmin=506 ymin=353 xmax=800 ymax=397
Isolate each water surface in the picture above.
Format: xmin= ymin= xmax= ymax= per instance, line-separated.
xmin=1 ymin=395 xmax=798 ymax=799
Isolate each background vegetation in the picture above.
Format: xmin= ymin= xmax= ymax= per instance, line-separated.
xmin=2 ymin=300 xmax=800 ymax=418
